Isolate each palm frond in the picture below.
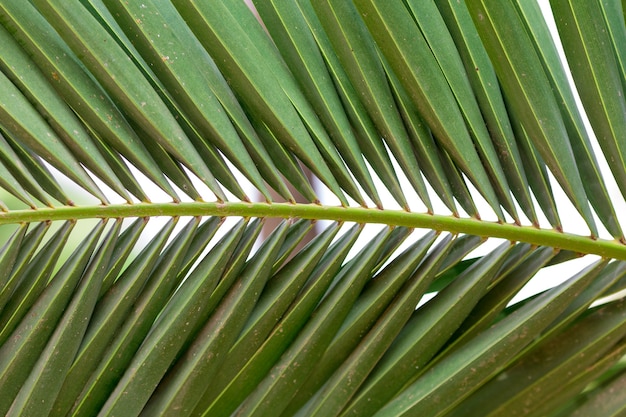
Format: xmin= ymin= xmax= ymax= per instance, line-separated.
xmin=1 ymin=0 xmax=626 ymax=416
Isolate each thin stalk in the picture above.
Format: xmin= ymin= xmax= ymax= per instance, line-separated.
xmin=0 ymin=202 xmax=624 ymax=259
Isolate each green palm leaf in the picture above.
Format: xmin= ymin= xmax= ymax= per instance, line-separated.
xmin=2 ymin=1 xmax=626 ymax=416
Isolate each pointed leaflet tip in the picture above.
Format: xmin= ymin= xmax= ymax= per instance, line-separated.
xmin=405 ymin=0 xmax=519 ymax=222
xmin=353 ymin=0 xmax=505 ymax=221
xmin=466 ymin=0 xmax=597 ymax=235
xmin=0 ymin=0 xmax=185 ymax=202
xmin=255 ymin=0 xmax=382 ymax=207
xmin=0 ymin=72 xmax=108 ymax=204
xmin=171 ymin=0 xmax=350 ymax=205
xmin=30 ymin=0 xmax=227 ymax=202
xmin=0 ymin=23 xmax=132 ymax=203
xmin=97 ymin=0 xmax=274 ymax=201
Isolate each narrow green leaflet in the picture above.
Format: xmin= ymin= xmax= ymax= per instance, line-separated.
xmin=269 ymin=219 xmax=316 ymax=272
xmin=512 ymin=120 xmax=561 ymax=229
xmin=81 ymin=219 xmax=176 ymax=347
xmin=120 ymin=115 xmax=204 ymax=200
xmin=537 ymin=342 xmax=626 ymax=416
xmin=353 ymin=0 xmax=504 ymax=220
xmin=515 ymin=0 xmax=623 ymax=239
xmin=197 ymin=224 xmax=362 ymax=417
xmin=176 ymin=217 xmax=225 ymax=278
xmin=404 ymin=0 xmax=518 ymax=221
xmin=371 ymin=227 xmax=416 ymax=273
xmin=53 ymin=220 xmax=176 ymax=416
xmin=603 ymin=263 xmax=626 ymax=299
xmin=0 ymin=221 xmax=104 ymax=416
xmin=601 ymin=1 xmax=626 ymax=91
xmin=96 ymin=0 xmax=296 ymax=202
xmin=0 ymin=225 xmax=26 ymax=297
xmin=207 ymin=223 xmax=338 ymax=399
xmin=254 ymin=0 xmax=383 ymax=207
xmin=550 ymin=0 xmax=626 ymax=216
xmin=0 ymin=131 xmax=52 ymax=207
xmin=0 ymin=23 xmax=132 ymax=203
xmin=91 ymin=219 xmax=249 ymax=417
xmin=374 ymin=258 xmax=607 ymax=417
xmin=172 ymin=0 xmax=353 ymax=205
xmin=206 ymin=220 xmax=265 ymax=316
xmin=437 ymin=146 xmax=480 ymax=218
xmin=0 ymin=70 xmax=106 ymax=202
xmin=310 ymin=0 xmax=434 ymax=212
xmin=233 ymin=223 xmax=340 ymax=360
xmin=84 ymin=0 xmax=246 ymax=200
xmin=296 ymin=0 xmax=409 ymax=209
xmin=432 ymin=234 xmax=484 ymax=278
xmin=449 ymin=246 xmax=556 ymax=344
xmin=333 ymin=232 xmax=441 ymax=346
xmin=0 ymin=222 xmax=74 ymax=346
xmin=0 ymin=0 xmax=179 ymax=200
xmin=0 ymin=130 xmax=71 ymax=206
xmin=252 ymin=119 xmax=319 ymax=202
xmin=44 ymin=218 xmax=129 ymax=415
xmin=281 ymin=231 xmax=440 ymax=415
xmin=342 ymin=241 xmax=511 ymax=417
xmin=380 ymin=56 xmax=456 ymax=213
xmin=539 ymin=263 xmax=626 ymax=343
xmin=0 ymin=222 xmax=50 ymax=314
xmin=139 ymin=222 xmax=289 ymax=417
xmin=302 ymin=234 xmax=451 ymax=417
xmin=568 ymin=358 xmax=626 ymax=416
xmin=466 ymin=0 xmax=597 ymax=235
xmin=6 ymin=220 xmax=117 ymax=417
xmin=100 ymin=0 xmax=282 ymax=201
xmin=0 ymin=84 xmax=68 ymax=205
xmin=98 ymin=217 xmax=147 ymax=297
xmin=226 ymin=3 xmax=365 ymax=206
xmin=82 ymin=130 xmax=149 ymax=202
xmin=234 ymin=226 xmax=397 ymax=417
xmin=453 ymin=296 xmax=626 ymax=417
xmin=428 ymin=245 xmax=561 ymax=363
xmin=78 ymin=4 xmax=238 ymax=200
xmin=30 ymin=0 xmax=226 ymax=200
xmin=94 ymin=0 xmax=295 ymax=201
xmin=435 ymin=0 xmax=537 ymax=225
xmin=488 ymin=242 xmax=536 ymax=287
xmin=0 ymin=131 xmax=39 ymax=208
xmin=69 ymin=218 xmax=204 ymax=416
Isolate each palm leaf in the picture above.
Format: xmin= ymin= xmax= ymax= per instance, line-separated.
xmin=1 ymin=0 xmax=626 ymax=416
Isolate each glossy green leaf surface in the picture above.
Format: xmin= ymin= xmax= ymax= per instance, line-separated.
xmin=466 ymin=0 xmax=597 ymax=234
xmin=0 ymin=1 xmax=626 ymax=416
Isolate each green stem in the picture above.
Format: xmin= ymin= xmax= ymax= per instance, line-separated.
xmin=1 ymin=201 xmax=624 ymax=259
